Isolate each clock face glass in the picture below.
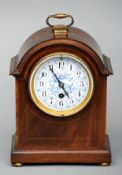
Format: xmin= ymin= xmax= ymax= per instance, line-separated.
xmin=29 ymin=52 xmax=94 ymax=117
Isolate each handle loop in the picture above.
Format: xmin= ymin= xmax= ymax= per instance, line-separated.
xmin=46 ymin=13 xmax=74 ymax=27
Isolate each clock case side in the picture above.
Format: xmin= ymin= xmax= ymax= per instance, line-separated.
xmin=10 ymin=26 xmax=113 ymax=165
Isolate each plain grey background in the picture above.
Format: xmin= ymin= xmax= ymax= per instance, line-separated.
xmin=0 ymin=0 xmax=122 ymax=174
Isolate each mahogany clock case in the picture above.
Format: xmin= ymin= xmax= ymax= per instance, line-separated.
xmin=10 ymin=25 xmax=113 ymax=165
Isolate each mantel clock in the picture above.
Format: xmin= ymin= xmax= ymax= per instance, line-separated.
xmin=10 ymin=14 xmax=113 ymax=166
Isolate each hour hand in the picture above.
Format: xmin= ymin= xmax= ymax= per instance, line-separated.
xmin=59 ymin=81 xmax=70 ymax=99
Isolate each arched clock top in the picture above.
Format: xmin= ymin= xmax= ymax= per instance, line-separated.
xmin=18 ymin=27 xmax=103 ymax=62
xmin=10 ymin=26 xmax=113 ymax=76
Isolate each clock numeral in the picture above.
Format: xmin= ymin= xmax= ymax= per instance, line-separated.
xmin=40 ymin=81 xmax=44 ymax=86
xmin=42 ymin=72 xmax=47 ymax=77
xmin=59 ymin=62 xmax=61 ymax=68
xmin=49 ymin=65 xmax=53 ymax=71
xmin=59 ymin=61 xmax=65 ymax=69
xmin=78 ymin=91 xmax=81 ymax=97
xmin=77 ymin=71 xmax=81 ymax=75
xmin=42 ymin=91 xmax=47 ymax=97
xmin=59 ymin=101 xmax=63 ymax=106
xmin=70 ymin=65 xmax=72 ymax=71
xmin=80 ymin=81 xmax=84 ymax=87
xmin=70 ymin=100 xmax=74 ymax=104
xmin=50 ymin=97 xmax=53 ymax=104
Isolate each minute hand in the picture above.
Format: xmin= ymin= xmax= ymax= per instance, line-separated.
xmin=49 ymin=66 xmax=70 ymax=98
xmin=49 ymin=66 xmax=60 ymax=84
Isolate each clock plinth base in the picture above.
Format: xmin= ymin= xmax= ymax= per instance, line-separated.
xmin=11 ymin=135 xmax=111 ymax=165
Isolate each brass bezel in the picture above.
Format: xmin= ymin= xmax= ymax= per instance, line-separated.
xmin=29 ymin=52 xmax=94 ymax=117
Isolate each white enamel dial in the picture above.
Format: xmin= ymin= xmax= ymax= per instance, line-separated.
xmin=29 ymin=53 xmax=94 ymax=117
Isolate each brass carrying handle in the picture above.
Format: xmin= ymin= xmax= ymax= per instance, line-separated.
xmin=46 ymin=13 xmax=74 ymax=27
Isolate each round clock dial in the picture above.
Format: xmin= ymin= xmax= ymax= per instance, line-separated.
xmin=29 ymin=53 xmax=94 ymax=117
